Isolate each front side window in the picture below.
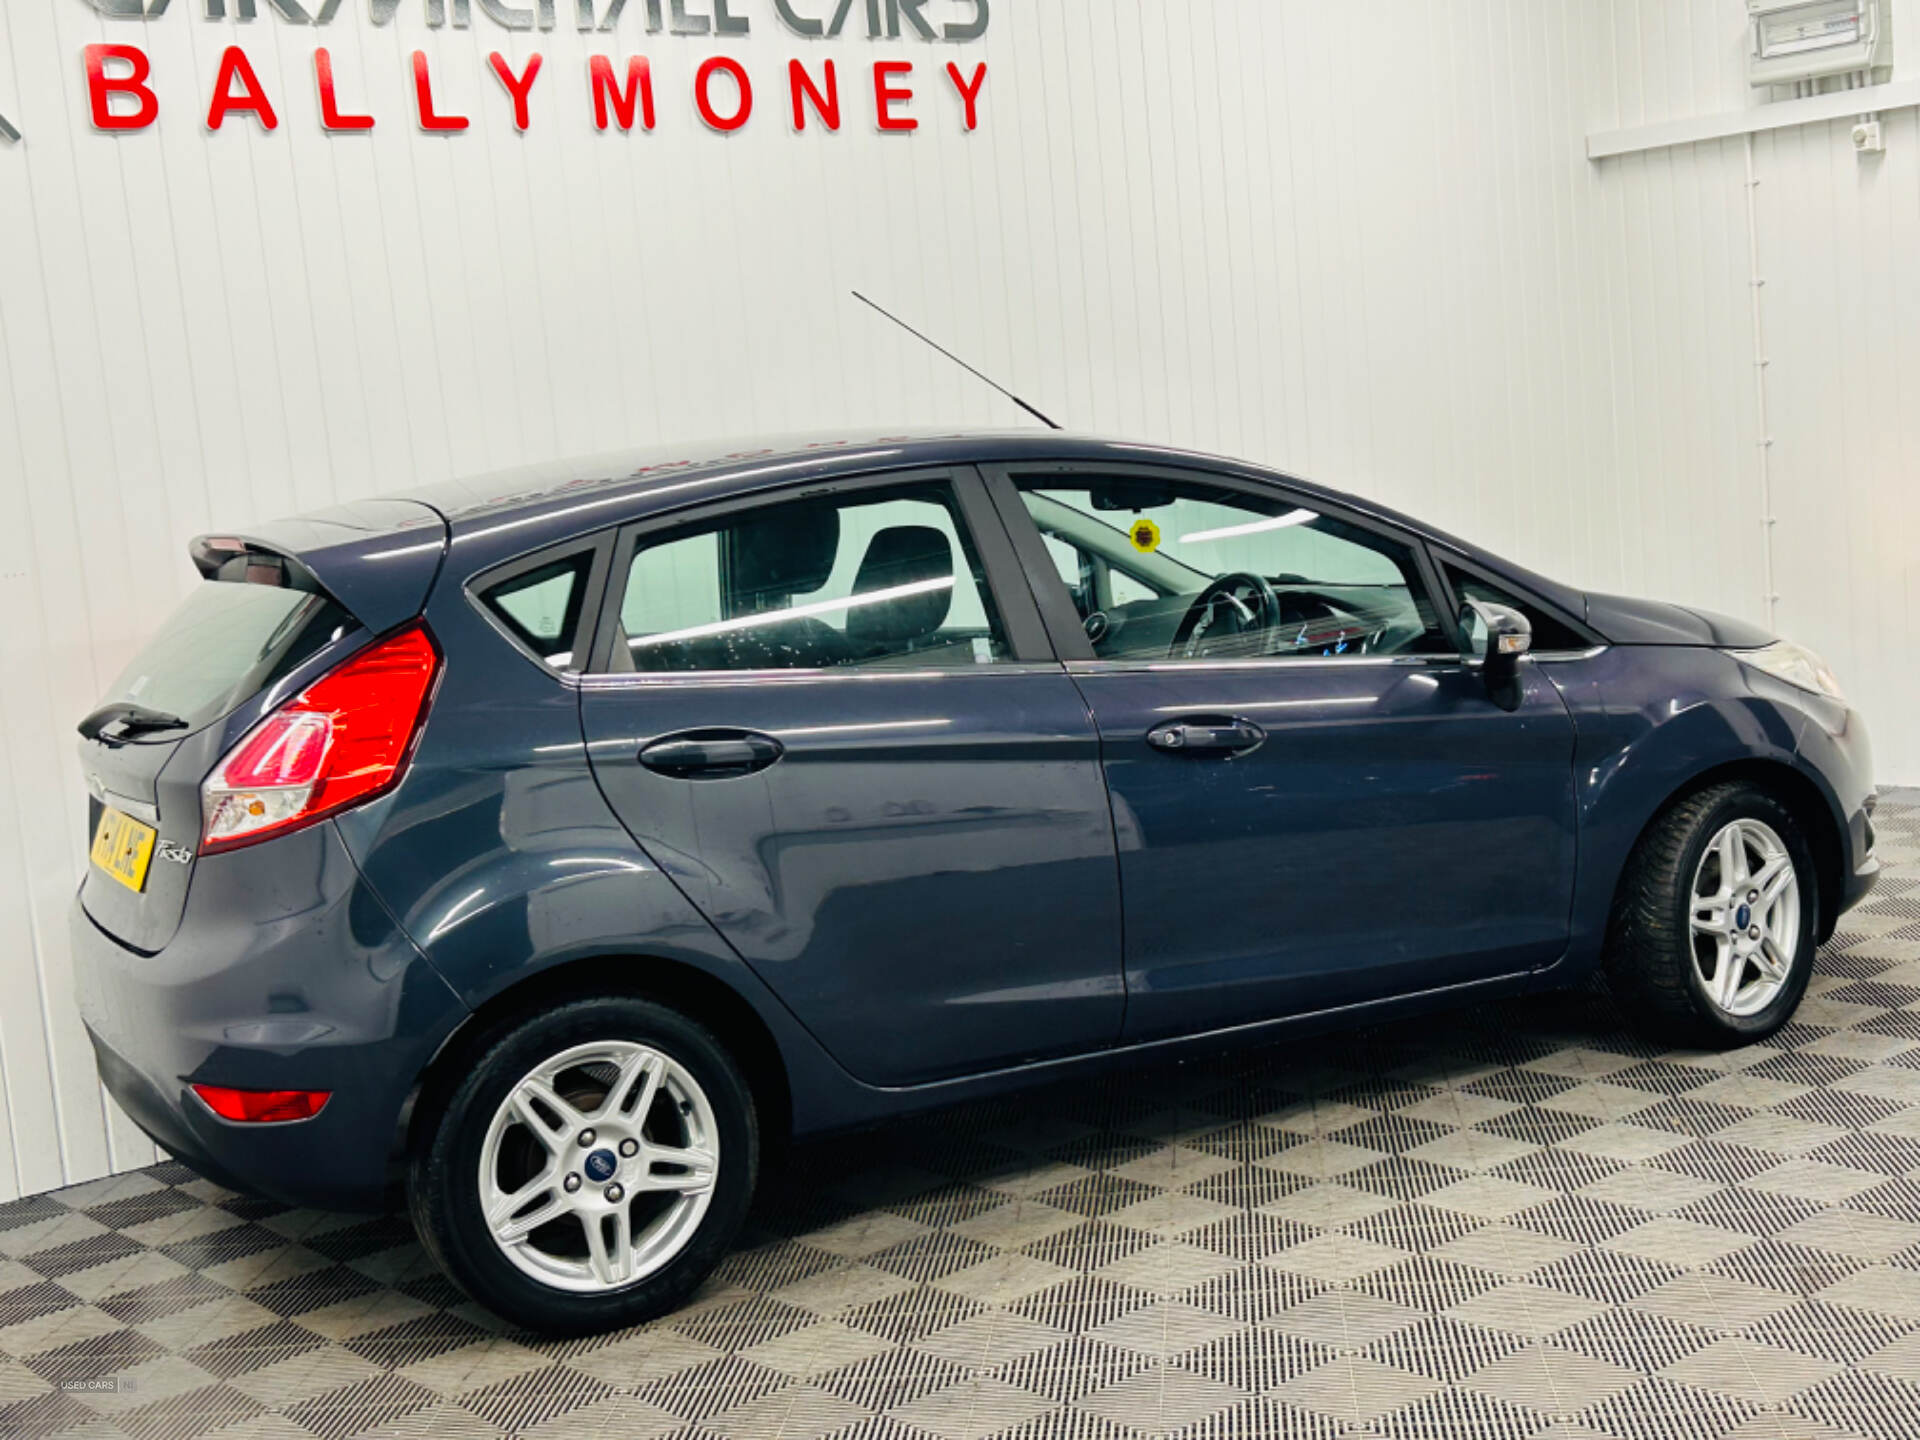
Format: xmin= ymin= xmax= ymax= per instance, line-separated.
xmin=1016 ymin=475 xmax=1448 ymax=663
xmin=611 ymin=480 xmax=1012 ymax=673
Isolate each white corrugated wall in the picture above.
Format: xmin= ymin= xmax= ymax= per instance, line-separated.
xmin=0 ymin=0 xmax=1915 ymax=1201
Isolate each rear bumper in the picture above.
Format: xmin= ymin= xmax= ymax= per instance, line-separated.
xmin=70 ymin=821 xmax=468 ymax=1212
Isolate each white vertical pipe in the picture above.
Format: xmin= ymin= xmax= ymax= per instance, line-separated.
xmin=1743 ymin=131 xmax=1780 ymax=630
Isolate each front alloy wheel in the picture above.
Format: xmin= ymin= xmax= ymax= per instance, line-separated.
xmin=409 ymin=996 xmax=757 ymax=1336
xmin=1604 ymin=780 xmax=1819 ymax=1046
xmin=1689 ymin=818 xmax=1801 ymax=1019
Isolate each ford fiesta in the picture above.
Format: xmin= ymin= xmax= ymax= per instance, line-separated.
xmin=71 ymin=432 xmax=1877 ymax=1334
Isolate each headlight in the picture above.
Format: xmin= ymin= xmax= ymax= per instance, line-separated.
xmin=1738 ymin=640 xmax=1846 ymax=703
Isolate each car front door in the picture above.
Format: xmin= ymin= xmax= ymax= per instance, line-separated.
xmin=987 ymin=464 xmax=1580 ymax=1043
xmin=577 ymin=469 xmax=1124 ymax=1087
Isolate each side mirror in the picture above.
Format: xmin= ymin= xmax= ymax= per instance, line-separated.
xmin=1462 ymin=598 xmax=1531 ymax=708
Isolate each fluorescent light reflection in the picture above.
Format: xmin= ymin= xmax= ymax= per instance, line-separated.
xmin=364 ymin=540 xmax=447 ymax=561
xmin=1180 ymin=509 xmax=1317 ymax=545
xmin=426 ymin=887 xmax=488 ymax=944
xmin=775 ymin=719 xmax=954 ymax=738
xmin=1153 ymin=696 xmax=1376 ymax=712
xmin=462 ymin=450 xmax=905 ymax=545
xmin=629 ymin=577 xmax=955 ymax=650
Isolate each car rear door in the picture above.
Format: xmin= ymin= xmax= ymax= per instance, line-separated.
xmin=576 ymin=468 xmax=1124 ymax=1087
xmin=985 ymin=463 xmax=1579 ymax=1043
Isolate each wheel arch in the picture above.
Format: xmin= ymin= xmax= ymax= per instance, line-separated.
xmin=1614 ymin=757 xmax=1846 ymax=943
xmin=400 ymin=953 xmax=795 ymax=1179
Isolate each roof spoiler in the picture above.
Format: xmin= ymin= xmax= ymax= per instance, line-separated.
xmin=190 ymin=497 xmax=449 ymax=635
xmin=189 ymin=536 xmax=327 ymax=589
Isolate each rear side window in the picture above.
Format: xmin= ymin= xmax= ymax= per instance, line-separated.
xmin=479 ymin=554 xmax=593 ymax=669
xmin=608 ymin=480 xmax=1012 ymax=673
xmin=101 ymin=572 xmax=351 ymax=734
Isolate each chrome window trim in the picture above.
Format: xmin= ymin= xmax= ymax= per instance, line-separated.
xmin=568 ymin=648 xmax=1609 ymax=688
xmin=1058 ymin=646 xmax=1609 ymax=679
xmin=1063 ymin=653 xmax=1468 ymax=677
xmin=1449 ymin=648 xmax=1607 ymax=672
xmin=576 ymin=662 xmax=1070 ymax=690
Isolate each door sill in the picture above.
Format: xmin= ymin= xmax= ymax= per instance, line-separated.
xmin=872 ymin=968 xmax=1540 ymax=1097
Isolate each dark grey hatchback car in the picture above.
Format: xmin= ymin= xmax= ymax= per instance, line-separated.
xmin=72 ymin=431 xmax=1878 ymax=1334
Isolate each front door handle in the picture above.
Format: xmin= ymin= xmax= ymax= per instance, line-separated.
xmin=1146 ymin=717 xmax=1267 ymax=756
xmin=638 ymin=730 xmax=785 ymax=779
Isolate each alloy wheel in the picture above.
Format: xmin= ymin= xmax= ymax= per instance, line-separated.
xmin=478 ymin=1040 xmax=719 ymax=1293
xmin=1689 ymin=817 xmax=1801 ymax=1019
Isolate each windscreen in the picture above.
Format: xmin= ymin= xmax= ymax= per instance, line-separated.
xmin=99 ymin=572 xmax=353 ymax=735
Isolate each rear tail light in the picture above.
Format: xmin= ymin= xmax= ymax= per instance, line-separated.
xmin=201 ymin=624 xmax=440 ymax=852
xmin=192 ymin=1084 xmax=331 ymax=1123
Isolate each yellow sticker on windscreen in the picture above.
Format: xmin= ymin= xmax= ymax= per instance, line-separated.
xmin=1129 ymin=517 xmax=1161 ymax=554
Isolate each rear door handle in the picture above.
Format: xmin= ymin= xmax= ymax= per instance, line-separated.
xmin=638 ymin=730 xmax=784 ymax=779
xmin=1146 ymin=717 xmax=1267 ymax=756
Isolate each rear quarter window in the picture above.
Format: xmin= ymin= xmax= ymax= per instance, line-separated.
xmin=476 ymin=551 xmax=594 ymax=669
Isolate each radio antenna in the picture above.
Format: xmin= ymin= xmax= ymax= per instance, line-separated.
xmin=852 ymin=291 xmax=1061 ymax=430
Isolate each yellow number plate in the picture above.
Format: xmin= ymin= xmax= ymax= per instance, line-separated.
xmin=90 ymin=807 xmax=158 ymax=895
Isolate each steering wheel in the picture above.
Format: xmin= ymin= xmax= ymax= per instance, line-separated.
xmin=1170 ymin=572 xmax=1280 ymax=660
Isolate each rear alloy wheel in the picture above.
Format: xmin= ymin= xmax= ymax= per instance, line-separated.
xmin=479 ymin=1040 xmax=720 ymax=1293
xmin=409 ymin=997 xmax=756 ymax=1335
xmin=1605 ymin=781 xmax=1819 ymax=1046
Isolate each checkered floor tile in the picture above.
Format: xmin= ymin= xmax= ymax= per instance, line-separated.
xmin=6 ymin=793 xmax=1920 ymax=1440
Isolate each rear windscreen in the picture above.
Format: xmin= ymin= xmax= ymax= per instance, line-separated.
xmin=100 ymin=570 xmax=354 ymax=734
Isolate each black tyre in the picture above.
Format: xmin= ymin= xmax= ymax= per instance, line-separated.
xmin=1603 ymin=781 xmax=1819 ymax=1047
xmin=408 ymin=995 xmax=757 ymax=1336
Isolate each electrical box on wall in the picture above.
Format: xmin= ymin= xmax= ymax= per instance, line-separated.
xmin=1747 ymin=0 xmax=1891 ymax=87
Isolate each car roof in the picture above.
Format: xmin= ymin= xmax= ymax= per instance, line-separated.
xmin=410 ymin=428 xmax=1399 ymax=535
xmin=396 ymin=428 xmax=1588 ymax=621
